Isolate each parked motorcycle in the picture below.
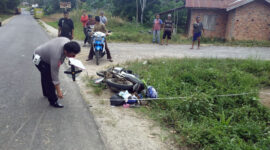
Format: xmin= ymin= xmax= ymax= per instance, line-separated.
xmin=96 ymin=67 xmax=145 ymax=93
xmin=92 ymin=31 xmax=106 ymax=65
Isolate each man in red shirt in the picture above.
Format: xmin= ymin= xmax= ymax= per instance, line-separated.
xmin=80 ymin=11 xmax=88 ymax=46
xmin=152 ymin=14 xmax=163 ymax=44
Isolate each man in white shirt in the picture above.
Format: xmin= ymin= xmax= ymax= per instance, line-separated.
xmin=100 ymin=11 xmax=107 ymax=25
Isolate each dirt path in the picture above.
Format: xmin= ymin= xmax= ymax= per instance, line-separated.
xmin=40 ymin=20 xmax=270 ymax=150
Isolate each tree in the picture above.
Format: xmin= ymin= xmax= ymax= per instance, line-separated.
xmin=139 ymin=0 xmax=147 ymax=24
xmin=0 ymin=0 xmax=20 ymax=13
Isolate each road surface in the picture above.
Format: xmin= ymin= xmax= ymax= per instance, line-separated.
xmin=0 ymin=11 xmax=105 ymax=150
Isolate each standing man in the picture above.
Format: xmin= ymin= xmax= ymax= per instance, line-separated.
xmin=58 ymin=11 xmax=74 ymax=40
xmin=191 ymin=16 xmax=204 ymax=49
xmin=161 ymin=14 xmax=174 ymax=45
xmin=86 ymin=16 xmax=113 ymax=62
xmin=33 ymin=37 xmax=81 ymax=108
xmin=152 ymin=14 xmax=163 ymax=44
xmin=84 ymin=15 xmax=95 ymax=45
xmin=80 ymin=11 xmax=88 ymax=46
xmin=100 ymin=11 xmax=107 ymax=25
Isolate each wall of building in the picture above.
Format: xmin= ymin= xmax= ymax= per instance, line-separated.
xmin=225 ymin=9 xmax=235 ymax=40
xmin=188 ymin=9 xmax=228 ymax=39
xmin=232 ymin=0 xmax=270 ymax=41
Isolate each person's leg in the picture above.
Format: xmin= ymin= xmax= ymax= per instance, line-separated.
xmin=162 ymin=31 xmax=166 ymax=45
xmin=157 ymin=30 xmax=160 ymax=44
xmin=105 ymin=41 xmax=112 ymax=61
xmin=191 ymin=33 xmax=197 ymax=49
xmin=153 ymin=30 xmax=156 ymax=43
xmin=167 ymin=31 xmax=172 ymax=45
xmin=84 ymin=36 xmax=88 ymax=45
xmin=36 ymin=62 xmax=58 ymax=105
xmin=83 ymin=28 xmax=87 ymax=45
xmin=86 ymin=45 xmax=94 ymax=60
xmin=197 ymin=37 xmax=201 ymax=49
xmin=36 ymin=65 xmax=48 ymax=97
xmin=45 ymin=75 xmax=58 ymax=105
xmin=41 ymin=73 xmax=48 ymax=97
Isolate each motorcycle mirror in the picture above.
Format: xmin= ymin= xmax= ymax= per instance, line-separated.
xmin=64 ymin=65 xmax=82 ymax=81
xmin=64 ymin=58 xmax=85 ymax=81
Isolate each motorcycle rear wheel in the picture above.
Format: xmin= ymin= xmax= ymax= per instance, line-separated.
xmin=106 ymin=78 xmax=133 ymax=92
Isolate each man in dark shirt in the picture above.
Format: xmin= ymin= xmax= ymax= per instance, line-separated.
xmin=191 ymin=16 xmax=204 ymax=49
xmin=58 ymin=11 xmax=74 ymax=40
xmin=161 ymin=14 xmax=174 ymax=45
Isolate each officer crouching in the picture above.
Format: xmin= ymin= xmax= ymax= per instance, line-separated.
xmin=33 ymin=37 xmax=81 ymax=108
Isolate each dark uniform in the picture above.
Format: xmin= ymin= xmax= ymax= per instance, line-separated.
xmin=58 ymin=18 xmax=74 ymax=40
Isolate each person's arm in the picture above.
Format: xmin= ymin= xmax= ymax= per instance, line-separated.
xmin=104 ymin=16 xmax=108 ymax=25
xmin=55 ymin=84 xmax=63 ymax=99
xmin=71 ymin=20 xmax=74 ymax=39
xmin=71 ymin=29 xmax=74 ymax=39
xmin=58 ymin=27 xmax=61 ymax=37
xmin=50 ymin=59 xmax=63 ymax=99
xmin=80 ymin=16 xmax=84 ymax=23
xmin=152 ymin=19 xmax=155 ymax=30
xmin=102 ymin=24 xmax=108 ymax=35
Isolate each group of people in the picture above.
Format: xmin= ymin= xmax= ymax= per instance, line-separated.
xmin=57 ymin=10 xmax=113 ymax=62
xmin=79 ymin=11 xmax=112 ymax=62
xmin=152 ymin=14 xmax=204 ymax=49
xmin=152 ymin=14 xmax=174 ymax=45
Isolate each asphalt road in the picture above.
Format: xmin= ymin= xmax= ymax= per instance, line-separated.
xmin=0 ymin=12 xmax=105 ymax=150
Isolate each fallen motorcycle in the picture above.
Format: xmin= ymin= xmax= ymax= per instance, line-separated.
xmin=96 ymin=67 xmax=145 ymax=93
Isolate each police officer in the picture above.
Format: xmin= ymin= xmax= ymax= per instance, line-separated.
xmin=33 ymin=37 xmax=81 ymax=108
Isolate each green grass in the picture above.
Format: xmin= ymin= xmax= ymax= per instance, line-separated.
xmin=84 ymin=75 xmax=106 ymax=96
xmin=0 ymin=13 xmax=13 ymax=22
xmin=46 ymin=21 xmax=58 ymax=29
xmin=41 ymin=10 xmax=270 ymax=47
xmin=122 ymin=58 xmax=270 ymax=149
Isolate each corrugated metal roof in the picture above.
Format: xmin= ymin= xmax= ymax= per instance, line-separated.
xmin=185 ymin=0 xmax=270 ymax=10
xmin=185 ymin=0 xmax=235 ymax=9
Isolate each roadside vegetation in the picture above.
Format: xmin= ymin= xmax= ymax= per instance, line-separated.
xmin=0 ymin=14 xmax=13 ymax=22
xmin=117 ymin=58 xmax=270 ymax=149
xmin=42 ymin=9 xmax=270 ymax=47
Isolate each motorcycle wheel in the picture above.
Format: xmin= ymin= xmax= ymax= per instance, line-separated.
xmin=95 ymin=51 xmax=99 ymax=65
xmin=106 ymin=78 xmax=133 ymax=92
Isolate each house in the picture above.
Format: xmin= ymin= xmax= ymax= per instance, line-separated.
xmin=186 ymin=0 xmax=270 ymax=41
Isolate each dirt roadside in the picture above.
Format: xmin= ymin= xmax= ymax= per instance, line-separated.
xmin=38 ymin=19 xmax=270 ymax=150
xmin=39 ymin=20 xmax=180 ymax=150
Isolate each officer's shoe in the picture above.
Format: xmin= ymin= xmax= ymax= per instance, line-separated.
xmin=50 ymin=101 xmax=64 ymax=108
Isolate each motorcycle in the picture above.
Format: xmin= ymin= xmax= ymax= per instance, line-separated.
xmin=92 ymin=31 xmax=106 ymax=65
xmin=96 ymin=67 xmax=145 ymax=93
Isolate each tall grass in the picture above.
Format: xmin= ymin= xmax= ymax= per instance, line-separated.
xmin=124 ymin=58 xmax=270 ymax=149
